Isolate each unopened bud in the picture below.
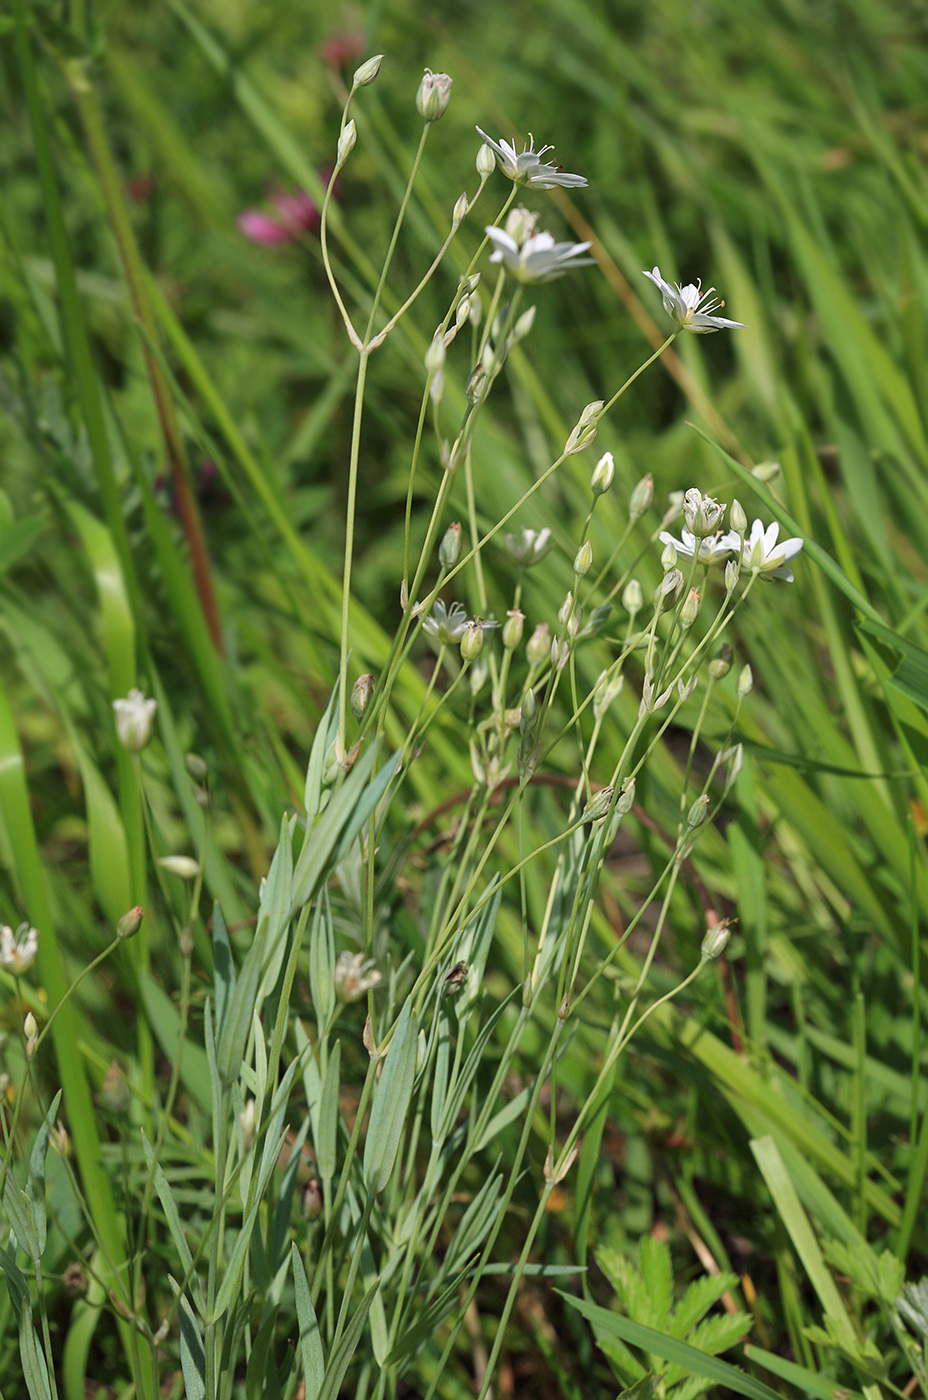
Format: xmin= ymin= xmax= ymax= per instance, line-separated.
xmin=116 ymin=906 xmax=144 ymax=941
xmin=565 ymin=400 xmax=604 ymax=455
xmin=363 ymin=1014 xmax=377 ymax=1057
xmin=526 ymin=622 xmax=550 ymax=667
xmin=544 ymin=1141 xmax=580 ymax=1185
xmin=113 ymin=688 xmax=157 ymax=753
xmin=591 ymin=451 xmax=615 ymax=496
xmin=622 ymin=579 xmax=643 ymax=616
xmin=460 ymin=621 xmax=485 ymax=663
xmin=721 ymin=743 xmax=744 ymax=788
xmin=352 ymin=53 xmax=384 ymax=88
xmin=558 ymin=592 xmax=581 ymax=636
xmin=25 ymin=1011 xmax=38 ymax=1057
xmin=157 ymin=855 xmax=200 ymax=880
xmin=582 ymin=786 xmax=614 ymax=823
xmin=476 ymin=141 xmax=496 ymax=178
xmin=465 ymin=363 xmax=487 ymax=405
xmin=503 ymin=609 xmax=525 ymax=650
xmin=185 ymin=752 xmax=208 ymax=781
xmin=416 ymin=69 xmax=453 ymax=123
xmin=751 ymin=460 xmax=781 ymax=482
xmin=656 ymin=568 xmax=684 ymax=611
xmin=551 ymin=635 xmax=570 ymax=670
xmin=737 ymin=664 xmax=753 ymax=699
xmin=239 ymin=1099 xmax=256 ymax=1153
xmin=701 ymin=919 xmax=731 ymax=961
xmin=336 ymin=119 xmax=357 ymax=167
xmin=520 ymin=687 xmax=537 ymax=735
xmin=452 ymin=192 xmax=468 ymax=229
xmin=513 ymin=305 xmax=536 ymax=341
xmin=686 ymin=794 xmax=710 ymax=830
xmin=680 ymin=588 xmax=701 ymax=629
xmin=628 ymin=473 xmax=653 ymax=521
xmin=439 ymin=521 xmax=461 ymax=569
xmin=574 ymin=540 xmax=593 ymax=577
xmin=593 ymin=669 xmax=623 ymax=718
xmin=677 ymin=674 xmax=698 ymax=702
xmin=661 ymin=540 xmax=678 ymax=571
xmin=617 ymin=779 xmax=636 ymax=815
xmin=725 ymin=559 xmax=740 ymax=592
xmin=351 ymin=673 xmax=374 ymax=718
xmin=708 ymin=646 xmax=733 ymax=680
xmin=425 ymin=330 xmax=446 ymax=375
xmin=730 ymin=498 xmax=747 ymax=535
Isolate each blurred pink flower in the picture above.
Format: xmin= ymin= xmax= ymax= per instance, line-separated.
xmin=318 ymin=30 xmax=365 ymax=68
xmin=238 ymin=188 xmax=322 ymax=245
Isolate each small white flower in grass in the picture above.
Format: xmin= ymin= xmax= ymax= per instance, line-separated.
xmin=503 ymin=527 xmax=553 ymax=568
xmin=334 ymin=951 xmax=382 ymax=1003
xmin=113 ymin=689 xmax=157 ymax=752
xmin=422 ymin=599 xmax=469 ymax=644
xmin=741 ymin=519 xmax=804 ymax=581
xmin=658 ymin=528 xmax=742 ymax=566
xmin=485 ymin=225 xmax=594 ymax=284
xmin=643 ymin=267 xmax=747 ymax=333
xmin=475 ymin=128 xmax=587 ymax=189
xmin=0 ymin=923 xmax=38 ymax=975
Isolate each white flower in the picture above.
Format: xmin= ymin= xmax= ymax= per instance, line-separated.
xmin=0 ymin=923 xmax=38 ymax=975
xmin=741 ymin=520 xmax=804 ymax=581
xmin=113 ymin=689 xmax=157 ymax=752
xmin=334 ymin=951 xmax=382 ymax=1002
xmin=643 ymin=267 xmax=747 ymax=333
xmin=475 ymin=128 xmax=587 ymax=189
xmin=659 ymin=528 xmax=740 ymax=565
xmin=422 ymin=599 xmax=470 ymax=644
xmin=485 ymin=225 xmax=594 ymax=284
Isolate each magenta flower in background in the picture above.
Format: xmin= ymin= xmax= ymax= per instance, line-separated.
xmin=238 ymin=188 xmax=323 ymax=246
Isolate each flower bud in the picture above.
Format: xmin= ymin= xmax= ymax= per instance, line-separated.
xmin=725 ymin=559 xmax=740 ymax=592
xmin=593 ymin=669 xmax=623 ymax=719
xmin=113 ymin=689 xmax=157 ymax=753
xmin=683 ymin=488 xmax=725 ymax=538
xmin=465 ymin=363 xmax=487 ymax=405
xmin=686 ymin=794 xmax=710 ymax=830
xmin=708 ymin=646 xmax=733 ymax=680
xmin=701 ymin=918 xmax=731 ymax=961
xmin=551 ymin=635 xmax=570 ymax=670
xmin=185 ymin=752 xmax=208 ymax=781
xmin=680 ymin=588 xmax=701 ymax=629
xmin=476 ymin=141 xmax=496 ymax=178
xmin=582 ymin=786 xmax=614 ymax=824
xmin=351 ymin=673 xmax=374 ymax=718
xmin=730 ymin=498 xmax=747 ymax=536
xmin=460 ymin=620 xmax=485 ymax=663
xmin=591 ymin=451 xmax=615 ymax=496
xmin=622 ymin=579 xmax=643 ymax=616
xmin=425 ymin=330 xmax=446 ymax=375
xmin=737 ymin=664 xmax=754 ymax=699
xmin=677 ymin=674 xmax=698 ymax=702
xmin=751 ymin=460 xmax=781 ymax=482
xmin=573 ymin=540 xmax=593 ymax=577
xmin=544 ymin=1141 xmax=579 ymax=1185
xmin=502 ymin=609 xmax=525 ymax=650
xmin=721 ymin=742 xmax=744 ymax=788
xmin=655 ymin=568 xmax=684 ymax=611
xmin=116 ymin=906 xmax=144 ymax=941
xmin=303 ymin=1178 xmax=323 ymax=1220
xmin=660 ymin=540 xmax=678 ymax=572
xmin=157 ymin=855 xmax=200 ymax=880
xmin=25 ymin=1011 xmax=38 ymax=1057
xmin=336 ymin=119 xmax=357 ymax=167
xmin=558 ymin=592 xmax=581 ymax=636
xmin=526 ymin=622 xmax=550 ymax=667
xmin=628 ymin=472 xmax=653 ymax=521
xmin=452 ymin=192 xmax=468 ymax=229
xmin=616 ymin=778 xmax=636 ymax=816
xmin=520 ymin=687 xmax=537 ymax=735
xmin=513 ymin=305 xmax=536 ymax=341
xmin=416 ymin=69 xmax=453 ymax=122
xmin=439 ymin=521 xmax=461 ymax=569
xmin=239 ymin=1099 xmax=256 ymax=1153
xmin=565 ymin=400 xmax=604 ymax=455
xmin=352 ymin=53 xmax=384 ymax=88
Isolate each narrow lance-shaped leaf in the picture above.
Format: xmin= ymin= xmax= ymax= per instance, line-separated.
xmin=363 ymin=997 xmax=418 ymax=1195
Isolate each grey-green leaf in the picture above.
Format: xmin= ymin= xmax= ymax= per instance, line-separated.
xmin=363 ymin=998 xmax=418 ymax=1195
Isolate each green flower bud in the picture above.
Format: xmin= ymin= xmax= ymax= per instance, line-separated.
xmin=520 ymin=687 xmax=537 ymax=735
xmin=725 ymin=559 xmax=740 ymax=592
xmin=158 ymin=855 xmax=200 ymax=880
xmin=185 ymin=751 xmax=208 ymax=781
xmin=701 ymin=919 xmax=731 ymax=961
xmin=661 ymin=540 xmax=678 ymax=571
xmin=686 ymin=794 xmax=710 ymax=830
xmin=336 ymin=119 xmax=357 ymax=167
xmin=416 ymin=69 xmax=453 ymax=122
xmin=628 ymin=472 xmax=653 ymax=521
xmin=439 ymin=521 xmax=461 ymax=569
xmin=565 ymin=400 xmax=604 ymax=455
xmin=460 ymin=620 xmax=485 ymax=663
xmin=751 ymin=460 xmax=781 ymax=482
xmin=730 ymin=498 xmax=747 ymax=535
xmin=574 ymin=540 xmax=593 ymax=577
xmin=425 ymin=330 xmax=446 ymax=375
xmin=591 ymin=451 xmax=615 ymax=497
xmin=582 ymin=786 xmax=614 ymax=823
xmin=526 ymin=622 xmax=549 ymax=667
xmin=737 ymin=664 xmax=754 ymax=699
xmin=502 ymin=608 xmax=525 ymax=650
xmin=680 ymin=587 xmax=701 ymax=629
xmin=616 ymin=778 xmax=636 ymax=814
xmin=622 ymin=579 xmax=643 ymax=615
xmin=476 ymin=140 xmax=496 ymax=178
xmin=116 ymin=906 xmax=144 ymax=941
xmin=708 ymin=645 xmax=733 ymax=680
xmin=452 ymin=192 xmax=468 ymax=229
xmin=352 ymin=53 xmax=384 ymax=88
